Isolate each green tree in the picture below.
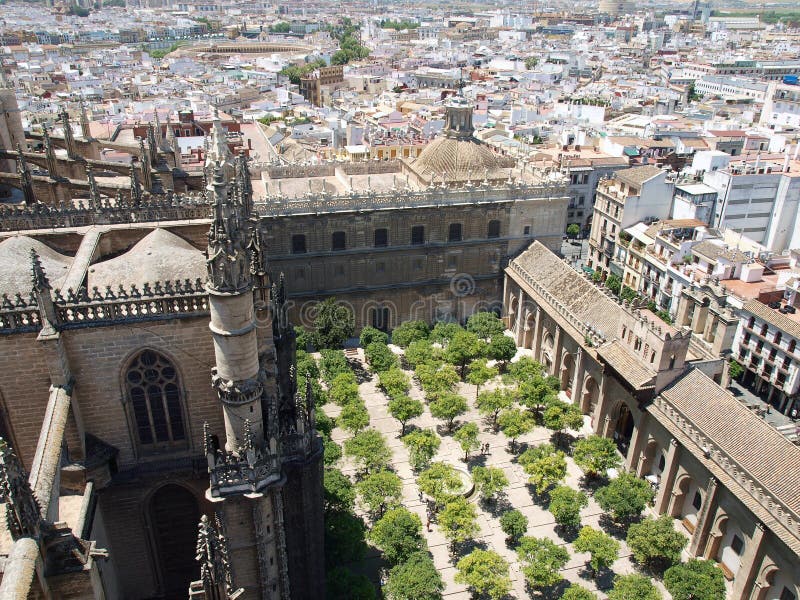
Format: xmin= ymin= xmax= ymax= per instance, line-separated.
xmin=344 ymin=428 xmax=392 ymax=474
xmin=574 ymin=526 xmax=620 ymax=577
xmin=472 ymin=466 xmax=509 ymax=502
xmin=329 ymin=373 xmax=359 ymax=406
xmin=563 ymin=585 xmax=598 ymax=600
xmin=485 ymin=335 xmax=517 ymax=370
xmin=339 ymin=400 xmax=370 ymax=433
xmin=476 ymin=388 xmax=514 ymax=430
xmin=429 ymin=392 xmax=467 ymax=431
xmin=518 ymin=374 xmax=560 ymax=417
xmin=542 ymin=400 xmax=584 ymax=444
xmin=438 ymin=497 xmax=480 ymax=545
xmin=728 ymin=359 xmax=744 ymax=380
xmin=664 ymin=559 xmax=726 ymax=600
xmin=455 ymin=549 xmax=511 ymax=600
xmin=430 ymin=321 xmax=463 ymax=344
xmin=384 ymin=552 xmax=443 ymax=600
xmin=507 ymin=356 xmax=544 ymax=383
xmin=607 ymin=574 xmax=662 ymax=600
xmin=497 ymin=408 xmax=534 ymax=449
xmin=566 ymin=223 xmax=580 ymax=238
xmin=524 ymin=56 xmax=539 ymax=69
xmin=324 ymin=510 xmax=368 ymax=567
xmin=365 ymin=341 xmax=398 ymax=372
xmin=573 ymin=435 xmax=621 ymax=477
xmin=312 ymin=297 xmax=355 ymax=348
xmin=453 ymin=422 xmax=480 ymax=460
xmin=405 ymin=339 xmax=439 ymax=368
xmin=626 ymin=515 xmax=688 ymax=571
xmin=519 ymin=443 xmax=568 ymax=495
xmin=324 ymin=437 xmax=342 ymax=465
xmin=402 ymin=429 xmax=440 ymax=471
xmin=316 ymin=411 xmax=335 ymax=438
xmin=369 ymin=507 xmax=425 ymax=564
xmin=595 ymin=472 xmax=655 ymax=523
xmin=444 ymin=330 xmax=485 ymax=377
xmin=388 ymin=395 xmax=423 ymax=435
xmin=319 ymin=349 xmax=351 ymax=381
xmin=378 ymin=367 xmax=411 ymax=399
xmin=416 ymin=363 xmax=459 ymax=395
xmin=417 ymin=462 xmax=462 ymax=506
xmin=605 ymin=273 xmax=622 ymax=296
xmin=548 ymin=485 xmax=588 ymax=529
xmin=499 ymin=509 xmax=528 ymax=543
xmin=324 ymin=468 xmax=355 ymax=513
xmin=391 ymin=320 xmax=430 ymax=347
xmin=326 ymin=566 xmax=376 ymax=600
xmin=269 ymin=21 xmax=292 ymax=33
xmin=360 ymin=325 xmax=388 ymax=348
xmin=357 ymin=469 xmax=402 ymax=517
xmin=466 ymin=311 xmax=505 ymax=339
xmin=466 ymin=359 xmax=498 ymax=400
xmin=516 ymin=536 xmax=570 ymax=589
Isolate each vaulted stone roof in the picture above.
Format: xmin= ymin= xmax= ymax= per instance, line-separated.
xmin=88 ymin=228 xmax=206 ymax=290
xmin=0 ymin=236 xmax=71 ymax=296
xmin=408 ymin=136 xmax=513 ymax=183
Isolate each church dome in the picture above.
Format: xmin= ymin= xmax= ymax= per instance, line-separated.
xmin=0 ymin=236 xmax=71 ymax=296
xmin=407 ymin=94 xmax=513 ymax=184
xmin=89 ymin=228 xmax=206 ymax=290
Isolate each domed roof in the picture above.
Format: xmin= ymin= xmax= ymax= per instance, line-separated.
xmin=0 ymin=236 xmax=71 ymax=296
xmin=410 ymin=136 xmax=510 ymax=183
xmin=89 ymin=228 xmax=206 ymax=290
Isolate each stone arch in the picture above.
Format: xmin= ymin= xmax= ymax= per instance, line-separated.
xmin=669 ymin=472 xmax=693 ymax=518
xmin=719 ymin=520 xmax=747 ymax=578
xmin=560 ymin=352 xmax=575 ymax=396
xmin=581 ymin=375 xmax=599 ymax=415
xmin=541 ymin=331 xmax=555 ymax=372
xmin=637 ymin=437 xmax=659 ymax=477
xmin=121 ymin=347 xmax=189 ymax=454
xmin=508 ymin=295 xmax=519 ymax=332
xmin=611 ymin=402 xmax=635 ymax=455
xmin=704 ymin=511 xmax=729 ymax=560
xmin=146 ymin=483 xmax=201 ymax=597
xmin=523 ymin=310 xmax=535 ymax=349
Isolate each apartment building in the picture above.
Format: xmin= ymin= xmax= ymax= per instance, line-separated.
xmin=587 ymin=165 xmax=675 ymax=277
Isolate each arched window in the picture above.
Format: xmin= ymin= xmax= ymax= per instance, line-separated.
xmin=448 ymin=223 xmax=463 ymax=242
xmin=125 ymin=350 xmax=186 ymax=449
xmin=374 ymin=228 xmax=388 ymax=247
xmin=331 ymin=231 xmax=346 ymax=251
xmin=292 ymin=234 xmax=307 ymax=254
xmin=487 ymin=220 xmax=501 ymax=239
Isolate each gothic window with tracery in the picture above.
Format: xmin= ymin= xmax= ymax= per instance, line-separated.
xmin=125 ymin=350 xmax=186 ymax=448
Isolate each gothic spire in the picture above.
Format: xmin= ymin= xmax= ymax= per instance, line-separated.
xmin=0 ymin=438 xmax=42 ymax=540
xmin=16 ymin=144 xmax=35 ymax=205
xmin=146 ymin=123 xmax=158 ymax=166
xmin=59 ymin=108 xmax=77 ymax=160
xmin=129 ymin=163 xmax=142 ymax=205
xmin=43 ymin=124 xmax=58 ymax=177
xmin=79 ymin=101 xmax=91 ymax=139
xmin=206 ymin=108 xmax=232 ymax=171
xmin=30 ymin=249 xmax=57 ymax=331
xmin=195 ymin=515 xmax=238 ymax=600
xmin=86 ymin=164 xmax=100 ymax=208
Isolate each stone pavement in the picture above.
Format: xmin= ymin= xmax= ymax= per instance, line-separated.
xmin=324 ymin=347 xmax=676 ymax=599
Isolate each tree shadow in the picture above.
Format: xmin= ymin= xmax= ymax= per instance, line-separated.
xmin=598 ymin=513 xmax=636 ymax=540
xmin=348 ymin=359 xmax=372 ymax=384
xmin=524 ymin=578 xmax=570 ymax=600
xmin=554 ymin=524 xmax=580 ymax=543
xmin=466 ymin=453 xmax=487 ymax=468
xmin=435 ymin=423 xmax=455 ymax=437
xmin=550 ymin=431 xmax=578 ymax=453
xmin=525 ymin=483 xmax=550 ymax=507
xmin=578 ymin=474 xmax=608 ymax=494
xmin=450 ymin=537 xmax=488 ymax=561
xmin=479 ymin=496 xmax=512 ymax=517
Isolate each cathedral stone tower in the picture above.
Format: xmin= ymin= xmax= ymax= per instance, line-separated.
xmin=194 ymin=115 xmax=324 ymax=600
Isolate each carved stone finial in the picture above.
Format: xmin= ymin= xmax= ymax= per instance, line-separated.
xmin=194 ymin=513 xmax=237 ymax=599
xmin=0 ymin=438 xmax=42 ymax=540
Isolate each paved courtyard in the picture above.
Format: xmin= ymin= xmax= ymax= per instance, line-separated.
xmin=322 ymin=344 xmax=679 ymax=599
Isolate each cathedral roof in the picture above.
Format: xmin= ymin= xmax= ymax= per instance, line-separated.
xmin=408 ymin=136 xmax=512 ymax=184
xmin=88 ymin=229 xmax=206 ymax=290
xmin=0 ymin=236 xmax=71 ymax=296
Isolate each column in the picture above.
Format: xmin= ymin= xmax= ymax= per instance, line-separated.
xmin=689 ymin=477 xmax=719 ymax=556
xmin=552 ymin=325 xmax=563 ymax=378
xmin=731 ymin=522 xmax=767 ymax=600
xmin=747 ymin=555 xmax=774 ymax=600
xmin=531 ymin=306 xmax=543 ymax=360
xmin=592 ymin=374 xmax=610 ymax=435
xmin=654 ymin=439 xmax=680 ymax=514
xmin=625 ymin=412 xmax=648 ymax=472
xmin=514 ymin=288 xmax=525 ymax=346
xmin=572 ymin=348 xmax=585 ymax=406
xmin=692 ymin=303 xmax=709 ymax=335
